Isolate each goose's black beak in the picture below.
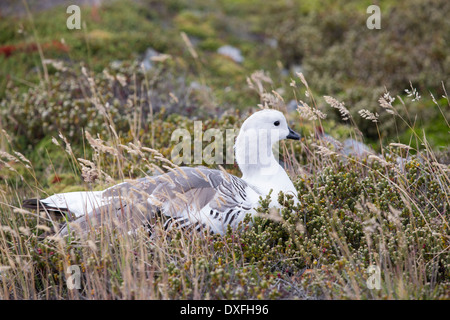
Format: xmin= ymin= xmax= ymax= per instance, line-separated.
xmin=286 ymin=127 xmax=301 ymax=140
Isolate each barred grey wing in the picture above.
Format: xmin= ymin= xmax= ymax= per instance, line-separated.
xmin=60 ymin=167 xmax=259 ymax=235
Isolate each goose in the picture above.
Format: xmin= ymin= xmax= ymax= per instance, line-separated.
xmin=22 ymin=109 xmax=300 ymax=236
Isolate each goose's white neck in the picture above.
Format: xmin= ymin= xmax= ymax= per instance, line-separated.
xmin=234 ymin=129 xmax=297 ymax=204
xmin=234 ymin=130 xmax=278 ymax=179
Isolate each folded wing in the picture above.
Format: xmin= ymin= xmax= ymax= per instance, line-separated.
xmin=45 ymin=166 xmax=260 ymax=236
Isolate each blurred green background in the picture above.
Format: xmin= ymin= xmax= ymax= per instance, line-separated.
xmin=0 ymin=0 xmax=449 ymax=155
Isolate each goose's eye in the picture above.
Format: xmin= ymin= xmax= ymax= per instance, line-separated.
xmin=274 ymin=121 xmax=280 ymax=126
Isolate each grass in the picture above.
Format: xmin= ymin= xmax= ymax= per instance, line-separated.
xmin=0 ymin=66 xmax=449 ymax=299
xmin=0 ymin=0 xmax=449 ymax=300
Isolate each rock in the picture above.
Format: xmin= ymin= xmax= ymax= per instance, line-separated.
xmin=264 ymin=38 xmax=278 ymax=48
xmin=141 ymin=47 xmax=171 ymax=71
xmin=217 ymin=45 xmax=244 ymax=63
xmin=290 ymin=64 xmax=303 ymax=75
xmin=189 ymin=81 xmax=207 ymax=91
xmin=286 ymin=100 xmax=298 ymax=113
xmin=342 ymin=138 xmax=374 ymax=158
xmin=316 ymin=127 xmax=375 ymax=159
xmin=142 ymin=48 xmax=160 ymax=71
